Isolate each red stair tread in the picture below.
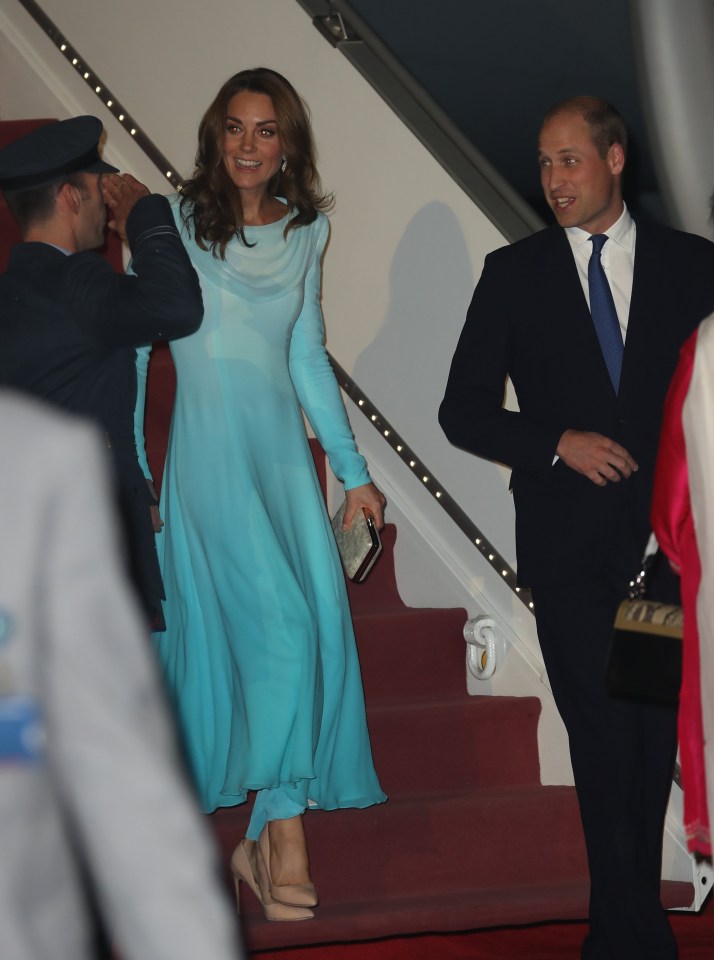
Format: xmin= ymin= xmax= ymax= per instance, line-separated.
xmin=213 ymin=787 xmax=587 ymax=902
xmin=366 ymin=695 xmax=542 ymax=794
xmin=237 ymin=885 xmax=595 ymax=952
xmin=235 ymin=879 xmax=694 ymax=953
xmin=355 ymin=607 xmax=467 ymax=702
xmin=212 ymin=790 xmax=695 ymax=951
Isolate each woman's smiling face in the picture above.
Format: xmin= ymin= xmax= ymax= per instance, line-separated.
xmin=223 ymin=91 xmax=283 ymax=197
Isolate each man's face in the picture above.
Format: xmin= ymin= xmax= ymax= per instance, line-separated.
xmin=74 ymin=173 xmax=107 ymax=251
xmin=538 ymin=112 xmax=624 ymax=235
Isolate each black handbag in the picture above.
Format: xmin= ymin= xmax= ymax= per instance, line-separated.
xmin=606 ymin=534 xmax=683 ymax=706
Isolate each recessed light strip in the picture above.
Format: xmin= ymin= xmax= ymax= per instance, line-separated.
xmin=17 ymin=0 xmax=183 ymax=189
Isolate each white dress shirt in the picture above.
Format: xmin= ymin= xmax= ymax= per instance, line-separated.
xmin=565 ymin=203 xmax=636 ymax=344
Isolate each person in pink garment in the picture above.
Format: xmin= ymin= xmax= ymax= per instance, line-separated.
xmin=652 ymin=320 xmax=711 ymax=858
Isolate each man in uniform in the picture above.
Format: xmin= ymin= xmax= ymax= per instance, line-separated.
xmin=0 ymin=116 xmax=203 ymax=628
xmin=0 ymin=390 xmax=244 ymax=960
xmin=440 ymin=97 xmax=714 ymax=958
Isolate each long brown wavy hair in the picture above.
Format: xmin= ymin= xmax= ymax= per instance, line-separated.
xmin=179 ymin=68 xmax=333 ymax=257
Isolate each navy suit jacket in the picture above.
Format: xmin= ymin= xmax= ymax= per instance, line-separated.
xmin=0 ymin=194 xmax=203 ymax=621
xmin=0 ymin=194 xmax=202 ymax=449
xmin=440 ymin=219 xmax=714 ymax=588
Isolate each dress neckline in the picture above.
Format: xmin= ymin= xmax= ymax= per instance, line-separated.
xmin=244 ymin=198 xmax=289 ymax=230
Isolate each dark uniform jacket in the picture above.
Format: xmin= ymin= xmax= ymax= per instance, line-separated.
xmin=0 ymin=194 xmax=203 ymax=626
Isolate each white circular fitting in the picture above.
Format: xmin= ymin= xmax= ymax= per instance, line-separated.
xmin=464 ymin=615 xmax=497 ymax=680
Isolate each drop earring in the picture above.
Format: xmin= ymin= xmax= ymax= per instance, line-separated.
xmin=281 ymin=157 xmax=288 ymax=173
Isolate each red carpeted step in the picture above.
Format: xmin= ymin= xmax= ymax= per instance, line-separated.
xmin=212 ymin=786 xmax=588 ymax=950
xmin=213 ymin=788 xmax=693 ymax=952
xmin=215 ymin=787 xmax=584 ymax=898
xmin=247 ymin=880 xmax=699 ymax=959
xmin=238 ymin=885 xmax=596 ymax=953
xmin=251 ymin=884 xmax=711 ymax=960
xmin=366 ymin=695 xmax=542 ymax=796
xmin=354 ymin=604 xmax=467 ymax=702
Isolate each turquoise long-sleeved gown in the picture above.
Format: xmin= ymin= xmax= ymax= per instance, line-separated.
xmin=151 ymin=197 xmax=386 ymax=815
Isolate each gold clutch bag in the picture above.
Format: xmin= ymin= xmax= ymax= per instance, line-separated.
xmin=331 ymin=500 xmax=382 ymax=582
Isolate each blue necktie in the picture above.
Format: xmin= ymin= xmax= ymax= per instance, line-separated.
xmin=588 ymin=233 xmax=623 ymax=392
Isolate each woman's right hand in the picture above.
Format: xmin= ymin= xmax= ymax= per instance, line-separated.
xmin=342 ymin=482 xmax=386 ymax=531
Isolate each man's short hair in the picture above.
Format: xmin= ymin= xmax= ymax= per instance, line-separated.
xmin=543 ymin=96 xmax=628 ymax=160
xmin=3 ymin=173 xmax=85 ymax=233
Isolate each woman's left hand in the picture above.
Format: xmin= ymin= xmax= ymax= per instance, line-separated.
xmin=343 ymin=482 xmax=386 ymax=531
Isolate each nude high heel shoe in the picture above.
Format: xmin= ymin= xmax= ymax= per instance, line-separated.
xmin=230 ymin=840 xmax=314 ymax=922
xmin=259 ymin=822 xmax=319 ymax=908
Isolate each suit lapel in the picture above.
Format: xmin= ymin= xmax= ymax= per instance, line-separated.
xmin=620 ymin=221 xmax=660 ymax=391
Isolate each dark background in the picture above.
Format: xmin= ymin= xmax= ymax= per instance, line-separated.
xmin=349 ymin=0 xmax=665 ymax=224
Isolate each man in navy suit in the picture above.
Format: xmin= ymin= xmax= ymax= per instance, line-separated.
xmin=0 ymin=117 xmax=203 ymax=629
xmin=440 ymin=97 xmax=714 ymax=959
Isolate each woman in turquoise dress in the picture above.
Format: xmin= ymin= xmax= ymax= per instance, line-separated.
xmin=151 ymin=68 xmax=386 ymax=920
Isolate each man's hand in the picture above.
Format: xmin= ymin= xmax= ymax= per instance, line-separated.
xmin=101 ymin=173 xmax=150 ymax=240
xmin=556 ymin=429 xmax=638 ymax=486
xmin=342 ymin=482 xmax=386 ymax=531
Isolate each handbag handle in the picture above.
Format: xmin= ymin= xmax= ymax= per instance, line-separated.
xmin=628 ymin=532 xmax=659 ymax=600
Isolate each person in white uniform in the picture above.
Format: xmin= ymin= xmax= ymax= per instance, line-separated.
xmin=0 ymin=390 xmax=244 ymax=960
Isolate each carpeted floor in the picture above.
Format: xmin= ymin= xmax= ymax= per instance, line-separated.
xmin=251 ymin=892 xmax=714 ymax=959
